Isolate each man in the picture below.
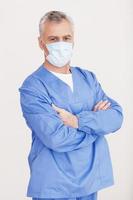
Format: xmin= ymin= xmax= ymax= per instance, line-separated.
xmin=19 ymin=11 xmax=123 ymax=200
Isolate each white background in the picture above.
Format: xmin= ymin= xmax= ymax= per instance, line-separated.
xmin=0 ymin=0 xmax=132 ymax=199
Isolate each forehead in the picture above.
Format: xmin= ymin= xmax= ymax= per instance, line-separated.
xmin=42 ymin=19 xmax=73 ymax=37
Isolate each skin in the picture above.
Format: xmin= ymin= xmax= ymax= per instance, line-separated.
xmin=38 ymin=19 xmax=111 ymax=128
xmin=38 ymin=19 xmax=74 ymax=74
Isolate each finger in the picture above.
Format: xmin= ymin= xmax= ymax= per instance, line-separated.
xmin=93 ymin=100 xmax=109 ymax=111
xmin=52 ymin=106 xmax=60 ymax=113
xmin=97 ymin=100 xmax=109 ymax=110
xmin=93 ymin=100 xmax=108 ymax=111
xmin=102 ymin=102 xmax=111 ymax=110
xmin=52 ymin=104 xmax=63 ymax=113
xmin=93 ymin=100 xmax=103 ymax=111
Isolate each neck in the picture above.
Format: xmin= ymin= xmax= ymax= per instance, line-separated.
xmin=43 ymin=60 xmax=71 ymax=74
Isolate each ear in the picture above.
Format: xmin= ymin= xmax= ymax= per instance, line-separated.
xmin=38 ymin=36 xmax=44 ymax=50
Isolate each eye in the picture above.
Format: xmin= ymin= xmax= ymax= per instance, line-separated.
xmin=50 ymin=38 xmax=57 ymax=41
xmin=64 ymin=37 xmax=71 ymax=41
xmin=48 ymin=37 xmax=59 ymax=43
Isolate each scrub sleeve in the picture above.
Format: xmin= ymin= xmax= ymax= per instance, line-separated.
xmin=32 ymin=191 xmax=98 ymax=200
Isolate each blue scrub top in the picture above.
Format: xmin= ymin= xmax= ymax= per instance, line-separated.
xmin=18 ymin=64 xmax=123 ymax=198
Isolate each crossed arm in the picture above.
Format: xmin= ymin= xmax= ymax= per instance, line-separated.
xmin=52 ymin=70 xmax=123 ymax=136
xmin=52 ymin=100 xmax=111 ymax=128
xmin=19 ymin=71 xmax=123 ymax=153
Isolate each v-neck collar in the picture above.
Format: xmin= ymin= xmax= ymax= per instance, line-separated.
xmin=50 ymin=70 xmax=74 ymax=93
xmin=40 ymin=63 xmax=75 ymax=95
xmin=34 ymin=63 xmax=82 ymax=104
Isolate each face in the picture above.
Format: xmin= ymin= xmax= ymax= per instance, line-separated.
xmin=38 ymin=19 xmax=74 ymax=56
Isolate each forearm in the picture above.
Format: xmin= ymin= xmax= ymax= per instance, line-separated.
xmin=76 ymin=104 xmax=123 ymax=136
xmin=24 ymin=112 xmax=98 ymax=153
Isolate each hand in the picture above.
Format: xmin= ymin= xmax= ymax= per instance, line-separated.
xmin=52 ymin=104 xmax=78 ymax=128
xmin=93 ymin=100 xmax=111 ymax=112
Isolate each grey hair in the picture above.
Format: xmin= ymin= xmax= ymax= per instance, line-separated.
xmin=39 ymin=10 xmax=74 ymax=35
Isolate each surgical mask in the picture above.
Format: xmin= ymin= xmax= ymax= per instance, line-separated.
xmin=45 ymin=41 xmax=73 ymax=67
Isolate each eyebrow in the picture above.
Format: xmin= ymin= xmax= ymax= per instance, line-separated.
xmin=47 ymin=34 xmax=72 ymax=39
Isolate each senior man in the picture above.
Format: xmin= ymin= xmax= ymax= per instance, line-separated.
xmin=19 ymin=10 xmax=123 ymax=200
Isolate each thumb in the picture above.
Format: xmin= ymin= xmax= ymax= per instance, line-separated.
xmin=52 ymin=104 xmax=63 ymax=113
